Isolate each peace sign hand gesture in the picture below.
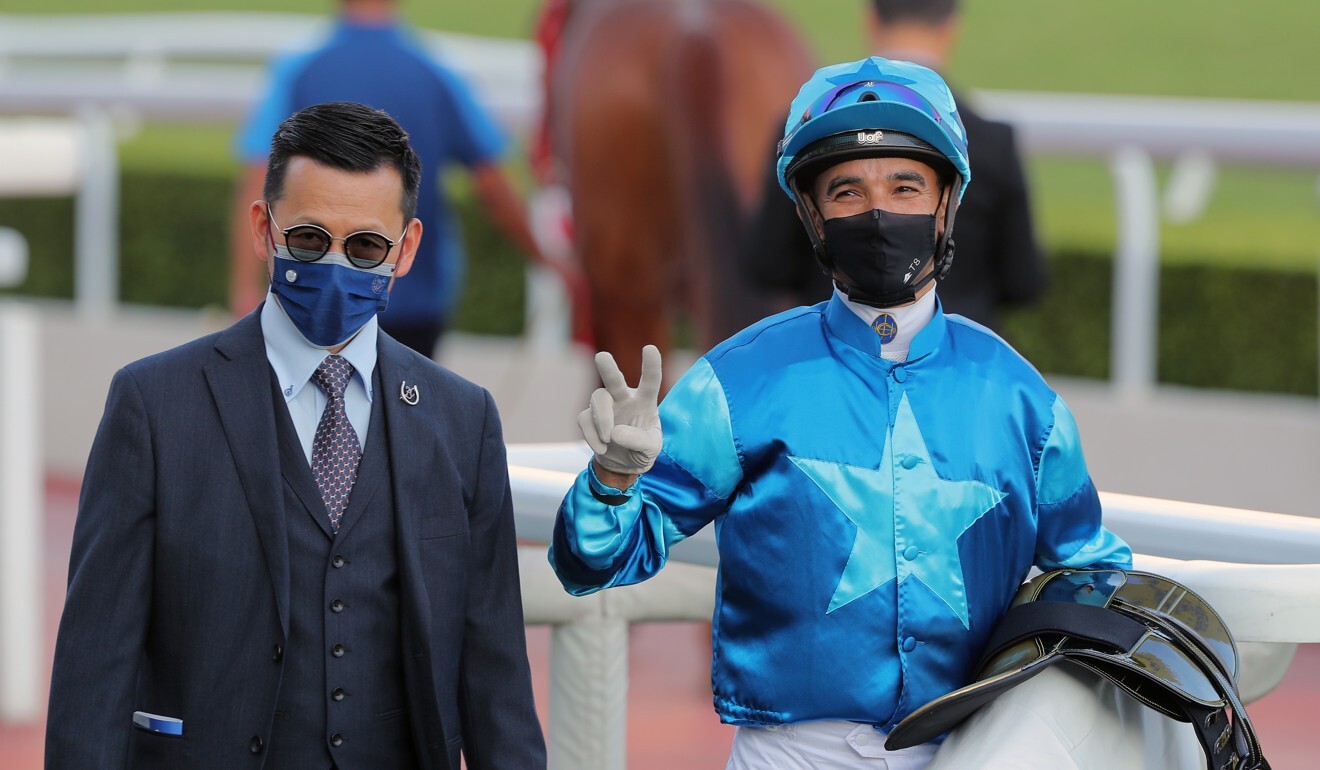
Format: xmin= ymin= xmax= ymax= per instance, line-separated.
xmin=578 ymin=345 xmax=664 ymax=479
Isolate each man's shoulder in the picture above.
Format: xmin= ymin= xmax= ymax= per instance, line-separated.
xmin=119 ymin=326 xmax=233 ymax=381
xmin=943 ymin=313 xmax=1053 ymax=390
xmin=959 ymin=103 xmax=1019 ymax=175
xmin=707 ymin=304 xmax=826 ymax=362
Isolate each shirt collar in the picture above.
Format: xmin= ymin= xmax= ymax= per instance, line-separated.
xmin=838 ymin=286 xmax=937 ymax=361
xmin=261 ymin=292 xmax=379 ymax=403
xmin=823 ymin=288 xmax=947 ymax=363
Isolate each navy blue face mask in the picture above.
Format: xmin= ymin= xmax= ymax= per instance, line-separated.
xmin=269 ymin=245 xmax=396 ymax=348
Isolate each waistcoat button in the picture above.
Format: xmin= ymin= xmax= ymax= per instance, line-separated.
xmin=331 ymin=598 xmax=345 ymax=613
xmin=330 ymin=733 xmax=344 ymax=747
xmin=332 ymin=687 xmax=345 ymax=702
xmin=332 ymin=643 xmax=345 ymax=658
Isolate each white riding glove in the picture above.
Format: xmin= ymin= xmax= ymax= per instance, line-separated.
xmin=578 ymin=345 xmax=663 ymax=477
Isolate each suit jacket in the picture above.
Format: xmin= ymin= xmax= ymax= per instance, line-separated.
xmin=46 ymin=310 xmax=546 ymax=770
xmin=742 ymin=95 xmax=1048 ymax=333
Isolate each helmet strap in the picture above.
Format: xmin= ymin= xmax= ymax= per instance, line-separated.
xmin=932 ymin=182 xmax=958 ymax=282
xmin=788 ymin=176 xmax=835 ymax=279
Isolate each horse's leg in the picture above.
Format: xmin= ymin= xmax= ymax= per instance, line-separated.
xmin=712 ymin=8 xmax=814 ymax=337
xmin=563 ymin=2 xmax=684 ymax=390
xmin=665 ymin=0 xmax=814 ymax=351
xmin=577 ymin=212 xmax=671 ymax=390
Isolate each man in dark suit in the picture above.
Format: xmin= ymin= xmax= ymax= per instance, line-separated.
xmin=744 ymin=0 xmax=1048 ymax=333
xmin=46 ymin=102 xmax=546 ymax=770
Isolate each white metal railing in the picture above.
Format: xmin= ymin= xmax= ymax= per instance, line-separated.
xmin=508 ymin=443 xmax=1320 ymax=770
xmin=0 ymin=113 xmax=119 ymax=318
xmin=0 ymin=304 xmax=42 ymax=722
xmin=0 ymin=13 xmax=540 ymax=132
xmin=4 ymin=12 xmax=1320 ymax=383
xmin=971 ymin=90 xmax=1320 ymax=399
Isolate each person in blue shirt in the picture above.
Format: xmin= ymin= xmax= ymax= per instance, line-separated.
xmin=231 ymin=0 xmax=566 ymax=357
xmin=549 ymin=56 xmax=1132 ymax=769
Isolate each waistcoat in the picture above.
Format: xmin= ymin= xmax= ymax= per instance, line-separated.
xmin=265 ymin=371 xmax=418 ymax=769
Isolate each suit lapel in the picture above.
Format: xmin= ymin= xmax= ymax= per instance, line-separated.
xmin=376 ymin=339 xmax=440 ymax=658
xmin=379 ymin=335 xmax=472 ymax=753
xmin=203 ymin=311 xmax=291 ymax=639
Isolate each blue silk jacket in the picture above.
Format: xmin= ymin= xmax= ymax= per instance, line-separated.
xmin=550 ymin=296 xmax=1132 ymax=731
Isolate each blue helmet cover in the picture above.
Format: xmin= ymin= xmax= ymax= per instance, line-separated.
xmin=777 ymin=57 xmax=971 ymax=200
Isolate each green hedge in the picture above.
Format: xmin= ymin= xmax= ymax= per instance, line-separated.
xmin=2 ymin=170 xmax=1316 ymax=396
xmin=999 ymin=255 xmax=1318 ymax=395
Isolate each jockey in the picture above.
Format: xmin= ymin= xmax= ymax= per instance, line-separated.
xmin=550 ymin=56 xmax=1132 ymax=770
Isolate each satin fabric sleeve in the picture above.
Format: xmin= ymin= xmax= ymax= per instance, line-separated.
xmin=1033 ymin=395 xmax=1133 ymax=571
xmin=550 ymin=358 xmax=743 ymax=595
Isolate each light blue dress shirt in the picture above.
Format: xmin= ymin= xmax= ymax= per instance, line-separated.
xmin=261 ymin=293 xmax=377 ymax=463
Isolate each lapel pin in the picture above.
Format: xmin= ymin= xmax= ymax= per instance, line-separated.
xmin=399 ymin=381 xmax=420 ymax=406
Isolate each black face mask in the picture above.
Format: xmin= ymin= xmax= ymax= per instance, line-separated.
xmin=822 ymin=208 xmax=937 ymax=308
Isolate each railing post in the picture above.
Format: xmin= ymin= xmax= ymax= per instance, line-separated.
xmin=0 ymin=302 xmax=43 ymax=722
xmin=549 ymin=616 xmax=628 ymax=770
xmin=73 ymin=107 xmax=119 ymax=318
xmin=1108 ymin=146 xmax=1160 ymax=398
xmin=525 ymin=185 xmax=574 ymax=355
xmin=525 ymin=264 xmax=571 ymax=356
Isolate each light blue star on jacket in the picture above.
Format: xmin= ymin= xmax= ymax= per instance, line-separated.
xmin=792 ymin=394 xmax=1005 ymax=625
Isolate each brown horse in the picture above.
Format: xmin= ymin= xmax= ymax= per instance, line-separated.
xmin=551 ymin=0 xmax=814 ymax=385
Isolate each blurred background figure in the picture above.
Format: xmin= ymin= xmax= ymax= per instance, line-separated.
xmin=530 ymin=0 xmax=574 ymax=190
xmin=743 ymin=0 xmax=1048 ymax=334
xmin=230 ymin=0 xmax=569 ymax=358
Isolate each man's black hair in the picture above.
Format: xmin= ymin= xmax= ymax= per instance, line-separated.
xmin=264 ymin=101 xmax=423 ymax=220
xmin=870 ymin=0 xmax=959 ymax=25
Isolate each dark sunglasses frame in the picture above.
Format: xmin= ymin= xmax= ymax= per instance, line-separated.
xmin=266 ymin=204 xmax=399 ymax=269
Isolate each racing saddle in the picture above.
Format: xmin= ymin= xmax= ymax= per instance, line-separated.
xmin=884 ymin=569 xmax=1270 ymax=770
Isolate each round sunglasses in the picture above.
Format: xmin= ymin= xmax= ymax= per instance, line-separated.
xmin=267 ymin=204 xmax=400 ymax=269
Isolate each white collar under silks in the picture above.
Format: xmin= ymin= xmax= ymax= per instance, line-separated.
xmin=836 ymin=285 xmax=938 ymax=363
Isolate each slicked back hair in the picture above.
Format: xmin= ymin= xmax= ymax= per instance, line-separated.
xmin=870 ymin=0 xmax=958 ymax=25
xmin=263 ymin=101 xmax=423 ymax=220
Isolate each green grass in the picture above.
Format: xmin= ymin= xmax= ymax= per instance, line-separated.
xmin=1028 ymin=159 xmax=1320 ymax=272
xmin=9 ymin=0 xmax=1319 ymax=99
xmin=11 ymin=0 xmax=1320 ymax=272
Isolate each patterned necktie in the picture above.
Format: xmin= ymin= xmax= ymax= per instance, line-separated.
xmin=311 ymin=355 xmax=361 ymax=532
